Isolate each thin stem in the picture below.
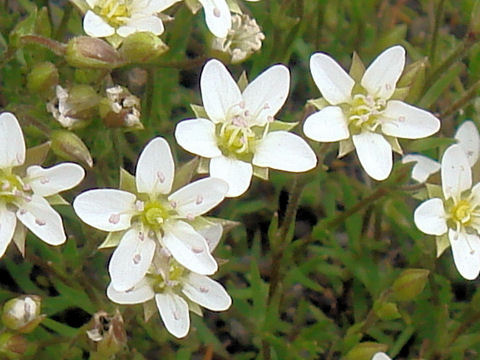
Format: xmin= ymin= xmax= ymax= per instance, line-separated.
xmin=429 ymin=0 xmax=446 ymax=67
xmin=440 ymin=77 xmax=480 ymax=118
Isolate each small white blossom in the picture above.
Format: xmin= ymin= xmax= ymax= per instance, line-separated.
xmin=414 ymin=145 xmax=480 ymax=280
xmin=303 ymin=45 xmax=440 ymax=181
xmin=175 ymin=59 xmax=317 ymax=197
xmin=107 ymin=248 xmax=231 ymax=338
xmin=402 ymin=154 xmax=440 ymax=183
xmin=0 ymin=112 xmax=85 ymax=257
xmin=83 ymin=0 xmax=180 ymax=44
xmin=73 ymin=137 xmax=228 ymax=292
xmin=372 ymin=353 xmax=392 ymax=360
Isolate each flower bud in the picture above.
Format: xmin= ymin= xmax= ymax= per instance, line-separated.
xmin=50 ymin=130 xmax=93 ymax=168
xmin=373 ymin=301 xmax=401 ymax=321
xmin=27 ymin=62 xmax=58 ymax=98
xmin=87 ymin=310 xmax=127 ymax=358
xmin=119 ymin=32 xmax=169 ymax=63
xmin=65 ymin=36 xmax=124 ymax=69
xmin=99 ymin=85 xmax=142 ymax=129
xmin=2 ymin=295 xmax=44 ymax=333
xmin=345 ymin=342 xmax=388 ymax=360
xmin=392 ymin=268 xmax=430 ymax=301
xmin=0 ymin=333 xmax=28 ymax=359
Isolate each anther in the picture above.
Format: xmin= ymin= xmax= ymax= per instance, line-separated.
xmin=22 ymin=184 xmax=31 ymax=191
xmin=173 ymin=311 xmax=180 ymax=320
xmin=133 ymin=254 xmax=141 ymax=264
xmin=138 ymin=232 xmax=144 ymax=241
xmin=19 ymin=209 xmax=27 ymax=215
xmin=170 ymin=200 xmax=177 ymax=208
xmin=199 ymin=286 xmax=209 ymax=293
xmin=35 ymin=218 xmax=46 ymax=226
xmin=186 ymin=214 xmax=195 ymax=221
xmin=135 ymin=200 xmax=144 ymax=212
xmin=157 ymin=171 xmax=165 ymax=183
xmin=108 ymin=213 xmax=120 ymax=224
xmin=398 ymin=116 xmax=405 ymax=123
xmin=192 ymin=246 xmax=204 ymax=254
xmin=40 ymin=177 xmax=50 ymax=184
xmin=195 ymin=195 xmax=203 ymax=205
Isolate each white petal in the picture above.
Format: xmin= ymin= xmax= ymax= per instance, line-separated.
xmin=449 ymin=229 xmax=480 ymax=280
xmin=117 ymin=16 xmax=164 ymax=37
xmin=381 ymin=100 xmax=440 ymax=139
xmin=210 ymin=156 xmax=252 ymax=197
xmin=455 ymin=121 xmax=480 ymax=167
xmin=413 ymin=198 xmax=447 ymax=235
xmin=136 ymin=137 xmax=174 ymax=195
xmin=16 ymin=195 xmax=65 ymax=245
xmin=163 ymin=220 xmax=217 ymax=275
xmin=140 ymin=0 xmax=181 ymax=13
xmin=441 ymin=145 xmax=471 ymax=200
xmin=361 ymin=45 xmax=405 ymax=99
xmin=0 ymin=112 xmax=25 ymax=168
xmin=182 ymin=273 xmax=231 ymax=311
xmin=107 ymin=280 xmax=154 ymax=304
xmin=83 ymin=10 xmax=115 ymax=37
xmin=169 ymin=177 xmax=228 ymax=217
xmin=200 ymin=59 xmax=242 ymax=123
xmin=372 ymin=353 xmax=392 ymax=360
xmin=352 ymin=132 xmax=392 ymax=180
xmin=470 ymin=182 xmax=480 ymax=208
xmin=26 ymin=163 xmax=85 ymax=197
xmin=253 ymin=131 xmax=317 ymax=172
xmin=0 ymin=204 xmax=16 ymax=257
xmin=242 ymin=65 xmax=290 ymax=126
xmin=175 ymin=119 xmax=221 ymax=158
xmin=402 ymin=154 xmax=440 ymax=183
xmin=73 ymin=189 xmax=137 ymax=232
xmin=198 ymin=0 xmax=231 ymax=38
xmin=309 ymin=53 xmax=354 ymax=105
xmin=109 ymin=229 xmax=156 ymax=291
xmin=155 ymin=292 xmax=190 ymax=338
xmin=196 ymin=221 xmax=222 ymax=252
xmin=303 ymin=106 xmax=349 ymax=142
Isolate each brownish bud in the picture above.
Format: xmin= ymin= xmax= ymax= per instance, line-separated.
xmin=65 ymin=36 xmax=124 ymax=69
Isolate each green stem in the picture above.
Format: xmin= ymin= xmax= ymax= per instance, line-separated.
xmin=429 ymin=0 xmax=446 ymax=67
xmin=440 ymin=77 xmax=480 ymax=118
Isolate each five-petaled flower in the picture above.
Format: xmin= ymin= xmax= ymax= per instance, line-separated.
xmin=0 ymin=112 xmax=85 ymax=257
xmin=73 ymin=137 xmax=229 ymax=292
xmin=175 ymin=59 xmax=317 ymax=197
xmin=414 ymin=145 xmax=480 ymax=280
xmin=303 ymin=45 xmax=441 ymax=181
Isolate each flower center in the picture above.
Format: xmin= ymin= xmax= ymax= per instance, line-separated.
xmin=140 ymin=200 xmax=172 ymax=230
xmin=347 ymin=94 xmax=386 ymax=134
xmin=451 ymin=199 xmax=473 ymax=225
xmin=0 ymin=171 xmax=29 ymax=204
xmin=149 ymin=262 xmax=186 ymax=293
xmin=94 ymin=0 xmax=131 ymax=27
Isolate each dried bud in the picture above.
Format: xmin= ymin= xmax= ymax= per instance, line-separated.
xmin=65 ymin=36 xmax=124 ymax=69
xmin=87 ymin=310 xmax=127 ymax=358
xmin=345 ymin=342 xmax=388 ymax=360
xmin=2 ymin=295 xmax=44 ymax=333
xmin=392 ymin=268 xmax=430 ymax=301
xmin=119 ymin=32 xmax=169 ymax=63
xmin=0 ymin=333 xmax=28 ymax=359
xmin=99 ymin=86 xmax=142 ymax=129
xmin=27 ymin=62 xmax=58 ymax=98
xmin=211 ymin=14 xmax=265 ymax=64
xmin=50 ymin=130 xmax=93 ymax=168
xmin=46 ymin=85 xmax=99 ymax=129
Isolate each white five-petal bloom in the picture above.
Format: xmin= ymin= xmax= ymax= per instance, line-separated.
xmin=0 ymin=112 xmax=85 ymax=257
xmin=107 ymin=247 xmax=231 ymax=338
xmin=73 ymin=137 xmax=229 ymax=292
xmin=83 ymin=0 xmax=180 ymax=43
xmin=372 ymin=353 xmax=392 ymax=360
xmin=303 ymin=45 xmax=441 ymax=181
xmin=175 ymin=59 xmax=317 ymax=197
xmin=414 ymin=145 xmax=480 ymax=280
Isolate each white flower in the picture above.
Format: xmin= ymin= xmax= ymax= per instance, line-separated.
xmin=175 ymin=59 xmax=317 ymax=197
xmin=303 ymin=45 xmax=440 ymax=181
xmin=73 ymin=137 xmax=229 ymax=291
xmin=372 ymin=353 xmax=392 ymax=360
xmin=0 ymin=112 xmax=85 ymax=257
xmin=107 ymin=248 xmax=231 ymax=338
xmin=402 ymin=154 xmax=440 ymax=183
xmin=414 ymin=144 xmax=480 ymax=280
xmin=83 ymin=0 xmax=180 ymax=42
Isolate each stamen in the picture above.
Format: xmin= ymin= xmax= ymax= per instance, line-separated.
xmin=199 ymin=286 xmax=209 ymax=293
xmin=35 ymin=218 xmax=46 ymax=226
xmin=133 ymin=254 xmax=141 ymax=264
xmin=157 ymin=171 xmax=165 ymax=183
xmin=40 ymin=177 xmax=49 ymax=184
xmin=213 ymin=7 xmax=221 ymax=17
xmin=195 ymin=195 xmax=203 ymax=205
xmin=173 ymin=311 xmax=180 ymax=320
xmin=109 ymin=213 xmax=120 ymax=224
xmin=192 ymin=246 xmax=204 ymax=254
xmin=19 ymin=209 xmax=27 ymax=215
xmin=170 ymin=200 xmax=177 ymax=208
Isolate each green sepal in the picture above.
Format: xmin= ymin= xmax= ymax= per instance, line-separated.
xmin=187 ymin=301 xmax=203 ymax=317
xmin=436 ymin=234 xmax=450 ymax=257
xmin=226 ymin=0 xmax=242 ymax=14
xmin=143 ymin=300 xmax=157 ymax=322
xmin=426 ymin=183 xmax=443 ymax=199
xmin=411 ymin=187 xmax=428 ymax=201
xmin=99 ymin=231 xmax=125 ymax=249
xmin=307 ymin=97 xmax=329 ymax=110
xmin=9 ymin=7 xmax=37 ymax=48
xmin=349 ymin=52 xmax=365 ymax=83
xmin=119 ymin=168 xmax=136 ymax=194
xmin=203 ymin=216 xmax=241 ymax=234
xmin=185 ymin=0 xmax=202 ymax=13
xmin=191 ymin=104 xmax=208 ymax=119
xmin=197 ymin=157 xmax=210 ymax=174
xmin=253 ymin=165 xmax=269 ymax=180
xmin=172 ymin=157 xmax=200 ymax=192
xmin=237 ymin=71 xmax=249 ymax=91
xmin=390 ymin=86 xmax=409 ymax=101
xmin=69 ymin=0 xmax=89 ymax=13
xmin=12 ymin=223 xmax=27 ymax=257
xmin=269 ymin=120 xmax=298 ymax=132
xmin=46 ymin=194 xmax=69 ymax=206
xmin=16 ymin=141 xmax=51 ymax=175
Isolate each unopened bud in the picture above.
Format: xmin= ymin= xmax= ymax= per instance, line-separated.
xmin=51 ymin=130 xmax=93 ymax=168
xmin=397 ymin=58 xmax=427 ymax=88
xmin=27 ymin=62 xmax=58 ymax=98
xmin=373 ymin=301 xmax=401 ymax=321
xmin=392 ymin=268 xmax=430 ymax=301
xmin=65 ymin=37 xmax=124 ymax=69
xmin=46 ymin=85 xmax=99 ymax=129
xmin=99 ymin=85 xmax=142 ymax=129
xmin=87 ymin=310 xmax=127 ymax=357
xmin=2 ymin=295 xmax=44 ymax=333
xmin=119 ymin=32 xmax=169 ymax=63
xmin=0 ymin=333 xmax=28 ymax=359
xmin=345 ymin=342 xmax=388 ymax=360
